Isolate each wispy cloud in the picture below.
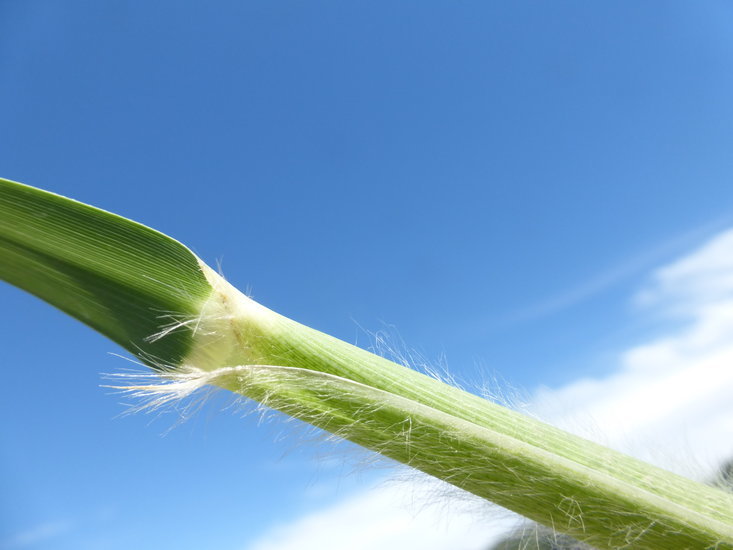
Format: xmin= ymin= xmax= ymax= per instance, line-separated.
xmin=635 ymin=227 xmax=733 ymax=317
xmin=495 ymin=218 xmax=731 ymax=327
xmin=0 ymin=520 xmax=72 ymax=549
xmin=243 ymin=227 xmax=733 ymax=549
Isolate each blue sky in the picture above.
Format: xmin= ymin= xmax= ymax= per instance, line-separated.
xmin=2 ymin=2 xmax=733 ymax=549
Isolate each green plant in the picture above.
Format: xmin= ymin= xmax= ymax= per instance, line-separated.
xmin=1 ymin=177 xmax=732 ymax=550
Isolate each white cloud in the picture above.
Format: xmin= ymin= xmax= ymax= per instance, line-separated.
xmin=635 ymin=227 xmax=733 ymax=316
xmin=535 ymin=228 xmax=733 ymax=476
xmin=245 ymin=477 xmax=515 ymax=550
xmin=244 ymin=228 xmax=733 ymax=549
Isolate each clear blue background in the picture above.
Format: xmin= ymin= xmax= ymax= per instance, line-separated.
xmin=2 ymin=2 xmax=733 ymax=548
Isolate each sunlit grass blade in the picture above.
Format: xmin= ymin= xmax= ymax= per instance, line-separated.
xmin=2 ymin=176 xmax=732 ymax=550
xmin=0 ymin=177 xmax=211 ymax=364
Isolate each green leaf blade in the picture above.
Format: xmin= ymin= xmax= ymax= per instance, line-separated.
xmin=0 ymin=177 xmax=212 ymax=364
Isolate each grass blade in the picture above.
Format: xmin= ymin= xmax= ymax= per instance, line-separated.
xmin=0 ymin=177 xmax=211 ymax=363
xmin=2 ymin=176 xmax=732 ymax=549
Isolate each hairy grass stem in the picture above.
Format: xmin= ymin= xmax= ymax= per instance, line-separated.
xmin=2 ymin=177 xmax=732 ymax=549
